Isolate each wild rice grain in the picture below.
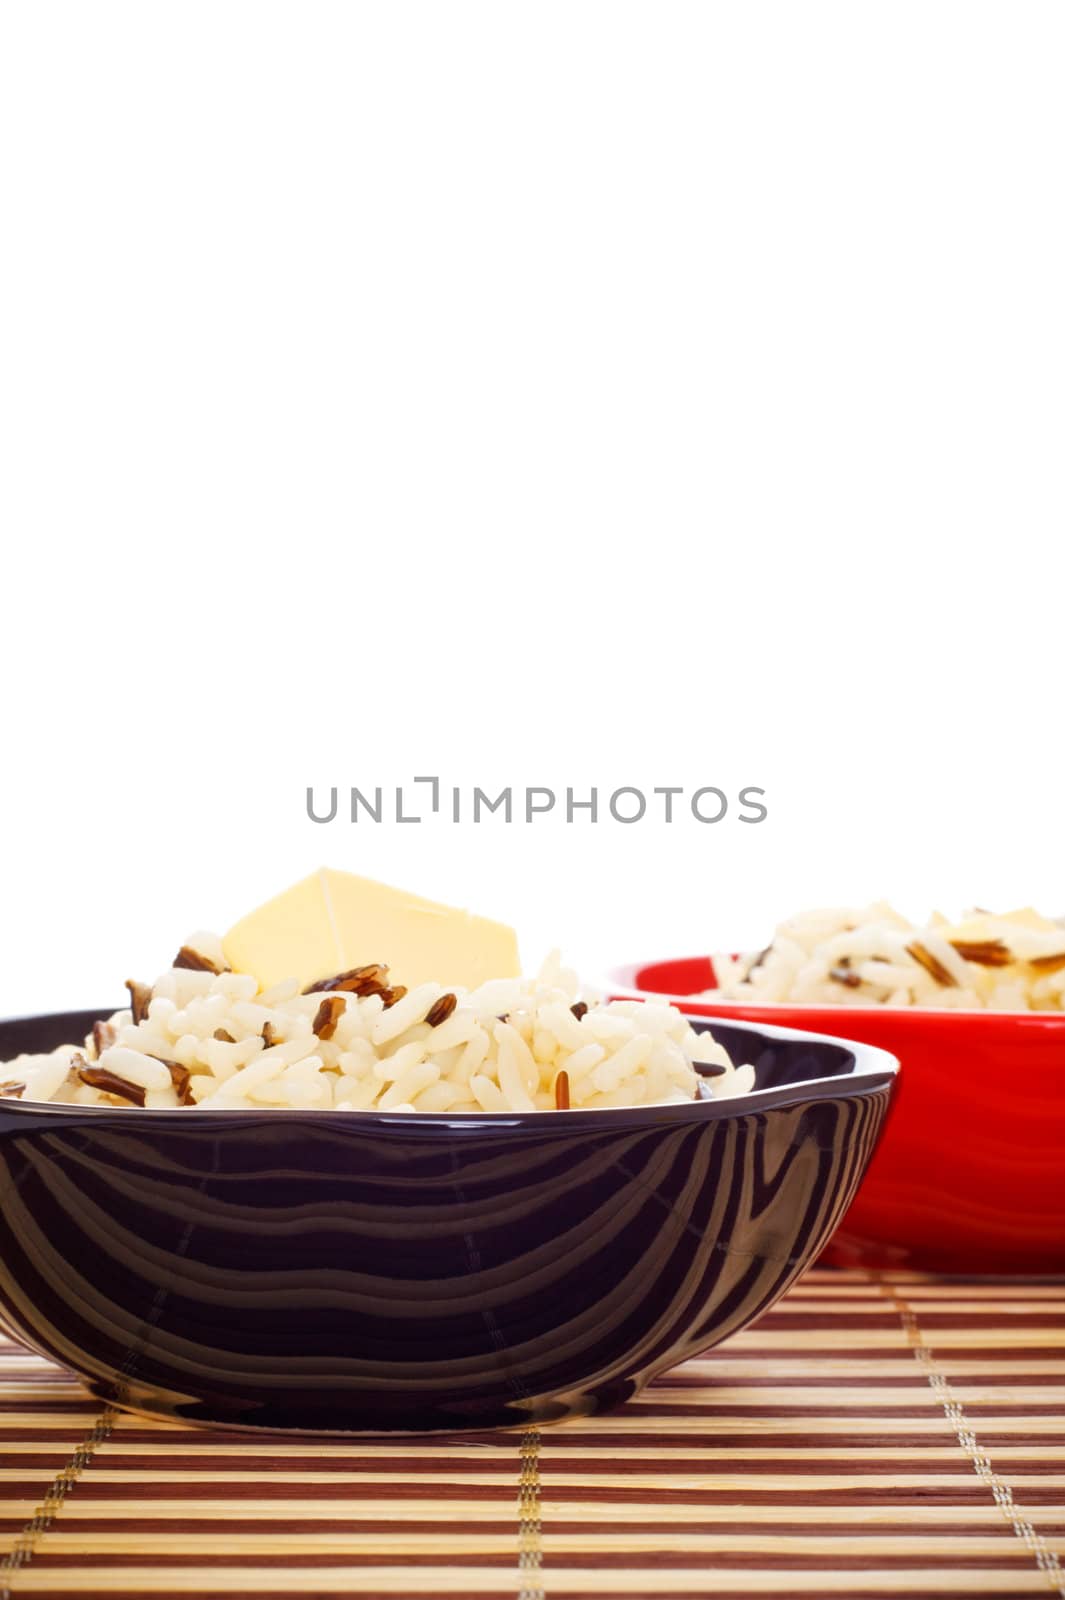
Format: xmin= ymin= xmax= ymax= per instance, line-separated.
xmin=425 ymin=993 xmax=458 ymax=1028
xmin=92 ymin=1020 xmax=118 ymax=1057
xmin=303 ymin=964 xmax=389 ymax=996
xmin=173 ymin=945 xmax=225 ymax=975
xmin=125 ymin=980 xmax=152 ymax=1025
xmin=75 ymin=1058 xmax=146 ymax=1107
xmin=312 ymin=994 xmax=346 ymax=1041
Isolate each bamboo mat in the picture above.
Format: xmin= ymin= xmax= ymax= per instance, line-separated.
xmin=0 ymin=1270 xmax=1062 ymax=1599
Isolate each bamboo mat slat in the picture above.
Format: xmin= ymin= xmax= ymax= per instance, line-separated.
xmin=0 ymin=1270 xmax=1062 ymax=1600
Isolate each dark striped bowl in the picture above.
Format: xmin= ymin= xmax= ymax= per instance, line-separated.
xmin=0 ymin=1009 xmax=896 ymax=1434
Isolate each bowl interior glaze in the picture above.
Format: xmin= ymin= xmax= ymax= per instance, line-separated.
xmin=0 ymin=1008 xmax=896 ymax=1434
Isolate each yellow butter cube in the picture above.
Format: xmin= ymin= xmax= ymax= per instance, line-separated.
xmin=223 ymin=869 xmax=521 ymax=992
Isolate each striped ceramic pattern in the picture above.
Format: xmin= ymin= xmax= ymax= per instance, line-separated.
xmin=0 ymin=1270 xmax=1062 ymax=1599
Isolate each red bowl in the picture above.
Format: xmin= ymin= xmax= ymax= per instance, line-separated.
xmin=610 ymin=956 xmax=1065 ymax=1274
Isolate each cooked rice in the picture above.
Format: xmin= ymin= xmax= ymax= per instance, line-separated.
xmin=2 ymin=940 xmax=754 ymax=1112
xmin=708 ymin=903 xmax=1065 ymax=1012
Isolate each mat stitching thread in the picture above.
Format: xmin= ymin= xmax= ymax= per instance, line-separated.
xmin=517 ymin=1425 xmax=545 ymax=1600
xmin=879 ymin=1275 xmax=1065 ymax=1596
xmin=0 ymin=1402 xmax=118 ymax=1599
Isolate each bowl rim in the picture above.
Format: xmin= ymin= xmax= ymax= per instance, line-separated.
xmin=0 ymin=1006 xmax=898 ymax=1139
xmin=607 ymin=957 xmax=1065 ymax=1028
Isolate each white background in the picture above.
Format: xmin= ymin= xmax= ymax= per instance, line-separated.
xmin=1 ymin=2 xmax=1063 ymax=1015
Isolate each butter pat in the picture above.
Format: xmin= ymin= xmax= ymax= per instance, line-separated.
xmin=223 ymin=869 xmax=521 ymax=992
